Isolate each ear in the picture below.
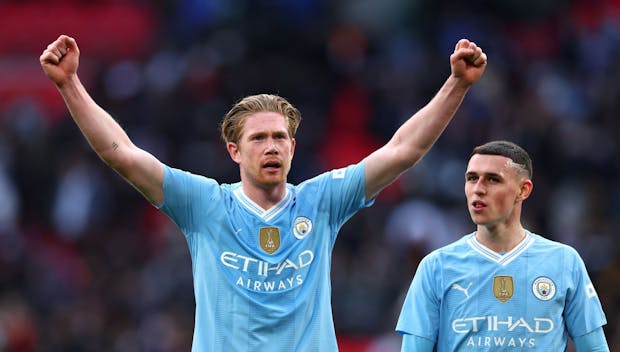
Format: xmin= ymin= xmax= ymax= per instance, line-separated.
xmin=290 ymin=138 xmax=296 ymax=157
xmin=227 ymin=142 xmax=241 ymax=164
xmin=516 ymin=179 xmax=533 ymax=202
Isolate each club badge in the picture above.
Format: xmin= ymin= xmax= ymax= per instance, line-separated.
xmin=293 ymin=217 xmax=313 ymax=240
xmin=532 ymin=277 xmax=556 ymax=301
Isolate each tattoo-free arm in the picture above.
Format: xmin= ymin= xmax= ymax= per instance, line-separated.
xmin=364 ymin=39 xmax=487 ymax=200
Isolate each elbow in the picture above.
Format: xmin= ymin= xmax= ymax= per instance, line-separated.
xmin=98 ymin=144 xmax=135 ymax=176
xmin=395 ymin=146 xmax=426 ymax=170
xmin=388 ymin=135 xmax=429 ymax=169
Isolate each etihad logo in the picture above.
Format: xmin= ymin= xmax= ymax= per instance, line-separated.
xmin=494 ymin=276 xmax=513 ymax=302
xmin=220 ymin=250 xmax=315 ymax=292
xmin=259 ymin=227 xmax=280 ymax=254
xmin=454 ymin=315 xmax=555 ymax=349
xmin=452 ymin=316 xmax=554 ymax=334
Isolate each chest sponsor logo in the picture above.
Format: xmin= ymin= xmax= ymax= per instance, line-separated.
xmin=453 ymin=315 xmax=555 ymax=349
xmin=493 ymin=276 xmax=513 ymax=302
xmin=259 ymin=227 xmax=280 ymax=254
xmin=293 ymin=216 xmax=313 ymax=240
xmin=220 ymin=250 xmax=315 ymax=292
xmin=532 ymin=276 xmax=556 ymax=301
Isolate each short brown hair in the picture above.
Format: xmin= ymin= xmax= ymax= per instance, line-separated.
xmin=220 ymin=94 xmax=302 ymax=144
xmin=471 ymin=140 xmax=533 ymax=179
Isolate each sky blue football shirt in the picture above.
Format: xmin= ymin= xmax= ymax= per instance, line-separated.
xmin=396 ymin=231 xmax=607 ymax=351
xmin=160 ymin=162 xmax=372 ymax=351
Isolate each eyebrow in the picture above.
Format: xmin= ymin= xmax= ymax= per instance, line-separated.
xmin=465 ymin=171 xmax=503 ymax=178
xmin=246 ymin=129 xmax=289 ymax=139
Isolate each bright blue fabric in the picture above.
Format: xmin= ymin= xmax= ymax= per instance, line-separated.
xmin=160 ymin=162 xmax=372 ymax=351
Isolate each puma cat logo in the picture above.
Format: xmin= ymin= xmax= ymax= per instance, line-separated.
xmin=451 ymin=282 xmax=473 ymax=299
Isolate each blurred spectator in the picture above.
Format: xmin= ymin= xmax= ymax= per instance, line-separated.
xmin=52 ymin=160 xmax=108 ymax=239
xmin=0 ymin=160 xmax=19 ymax=235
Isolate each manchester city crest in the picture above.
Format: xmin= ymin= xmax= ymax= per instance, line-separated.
xmin=293 ymin=217 xmax=313 ymax=240
xmin=532 ymin=276 xmax=556 ymax=301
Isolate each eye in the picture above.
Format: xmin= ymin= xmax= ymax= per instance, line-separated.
xmin=488 ymin=176 xmax=501 ymax=183
xmin=465 ymin=174 xmax=477 ymax=182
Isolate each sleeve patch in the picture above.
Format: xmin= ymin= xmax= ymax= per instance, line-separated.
xmin=332 ymin=168 xmax=346 ymax=179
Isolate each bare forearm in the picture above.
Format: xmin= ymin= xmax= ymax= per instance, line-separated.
xmin=364 ymin=38 xmax=486 ymax=200
xmin=364 ymin=75 xmax=471 ymax=198
xmin=42 ymin=35 xmax=164 ymax=204
xmin=391 ymin=74 xmax=470 ymax=166
xmin=58 ymin=75 xmax=133 ymax=167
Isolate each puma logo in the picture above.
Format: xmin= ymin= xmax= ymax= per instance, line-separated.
xmin=451 ymin=282 xmax=473 ymax=299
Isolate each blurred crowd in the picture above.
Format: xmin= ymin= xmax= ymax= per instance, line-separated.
xmin=1 ymin=0 xmax=620 ymax=351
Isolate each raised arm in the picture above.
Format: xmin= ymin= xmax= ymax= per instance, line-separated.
xmin=364 ymin=39 xmax=487 ymax=200
xmin=40 ymin=35 xmax=164 ymax=204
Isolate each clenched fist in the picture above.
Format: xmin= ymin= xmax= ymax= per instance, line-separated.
xmin=40 ymin=35 xmax=80 ymax=88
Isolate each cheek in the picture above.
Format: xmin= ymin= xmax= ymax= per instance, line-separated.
xmin=496 ymin=191 xmax=518 ymax=206
xmin=464 ymin=185 xmax=474 ymax=198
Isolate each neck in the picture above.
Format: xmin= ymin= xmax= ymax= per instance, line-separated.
xmin=475 ymin=225 xmax=526 ymax=253
xmin=242 ymin=182 xmax=287 ymax=210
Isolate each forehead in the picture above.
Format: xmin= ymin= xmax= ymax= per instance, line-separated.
xmin=242 ymin=112 xmax=288 ymax=135
xmin=466 ymin=154 xmax=514 ymax=175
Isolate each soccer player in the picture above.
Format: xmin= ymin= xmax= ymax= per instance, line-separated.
xmin=40 ymin=35 xmax=486 ymax=351
xmin=396 ymin=140 xmax=609 ymax=351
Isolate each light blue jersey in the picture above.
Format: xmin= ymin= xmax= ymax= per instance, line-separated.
xmin=159 ymin=162 xmax=372 ymax=351
xmin=396 ymin=231 xmax=607 ymax=351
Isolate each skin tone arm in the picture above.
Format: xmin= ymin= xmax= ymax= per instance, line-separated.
xmin=40 ymin=35 xmax=164 ymax=204
xmin=364 ymin=39 xmax=487 ymax=200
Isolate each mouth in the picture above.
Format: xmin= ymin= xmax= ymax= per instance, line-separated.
xmin=471 ymin=200 xmax=486 ymax=211
xmin=262 ymin=160 xmax=282 ymax=171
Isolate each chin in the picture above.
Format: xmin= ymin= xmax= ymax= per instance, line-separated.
xmin=470 ymin=215 xmax=488 ymax=226
xmin=260 ymin=177 xmax=285 ymax=188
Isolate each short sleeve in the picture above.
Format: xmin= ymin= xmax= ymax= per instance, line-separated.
xmin=396 ymin=254 xmax=441 ymax=340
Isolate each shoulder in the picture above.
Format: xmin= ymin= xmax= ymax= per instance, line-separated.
xmin=529 ymin=232 xmax=580 ymax=253
xmin=528 ymin=231 xmax=584 ymax=263
xmin=162 ymin=164 xmax=234 ymax=203
xmin=296 ymin=163 xmax=365 ymax=188
xmin=422 ymin=233 xmax=474 ymax=263
xmin=164 ymin=165 xmax=227 ymax=187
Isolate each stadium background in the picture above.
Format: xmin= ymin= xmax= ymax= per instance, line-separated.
xmin=1 ymin=0 xmax=619 ymax=350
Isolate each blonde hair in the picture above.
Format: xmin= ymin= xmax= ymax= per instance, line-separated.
xmin=220 ymin=94 xmax=301 ymax=144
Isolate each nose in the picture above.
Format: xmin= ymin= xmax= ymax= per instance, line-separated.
xmin=472 ymin=179 xmax=485 ymax=194
xmin=265 ymin=138 xmax=278 ymax=154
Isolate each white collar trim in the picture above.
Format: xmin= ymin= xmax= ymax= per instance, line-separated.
xmin=233 ymin=187 xmax=292 ymax=221
xmin=467 ymin=231 xmax=535 ymax=266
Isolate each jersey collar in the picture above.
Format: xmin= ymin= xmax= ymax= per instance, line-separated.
xmin=467 ymin=231 xmax=535 ymax=266
xmin=233 ymin=186 xmax=292 ymax=222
